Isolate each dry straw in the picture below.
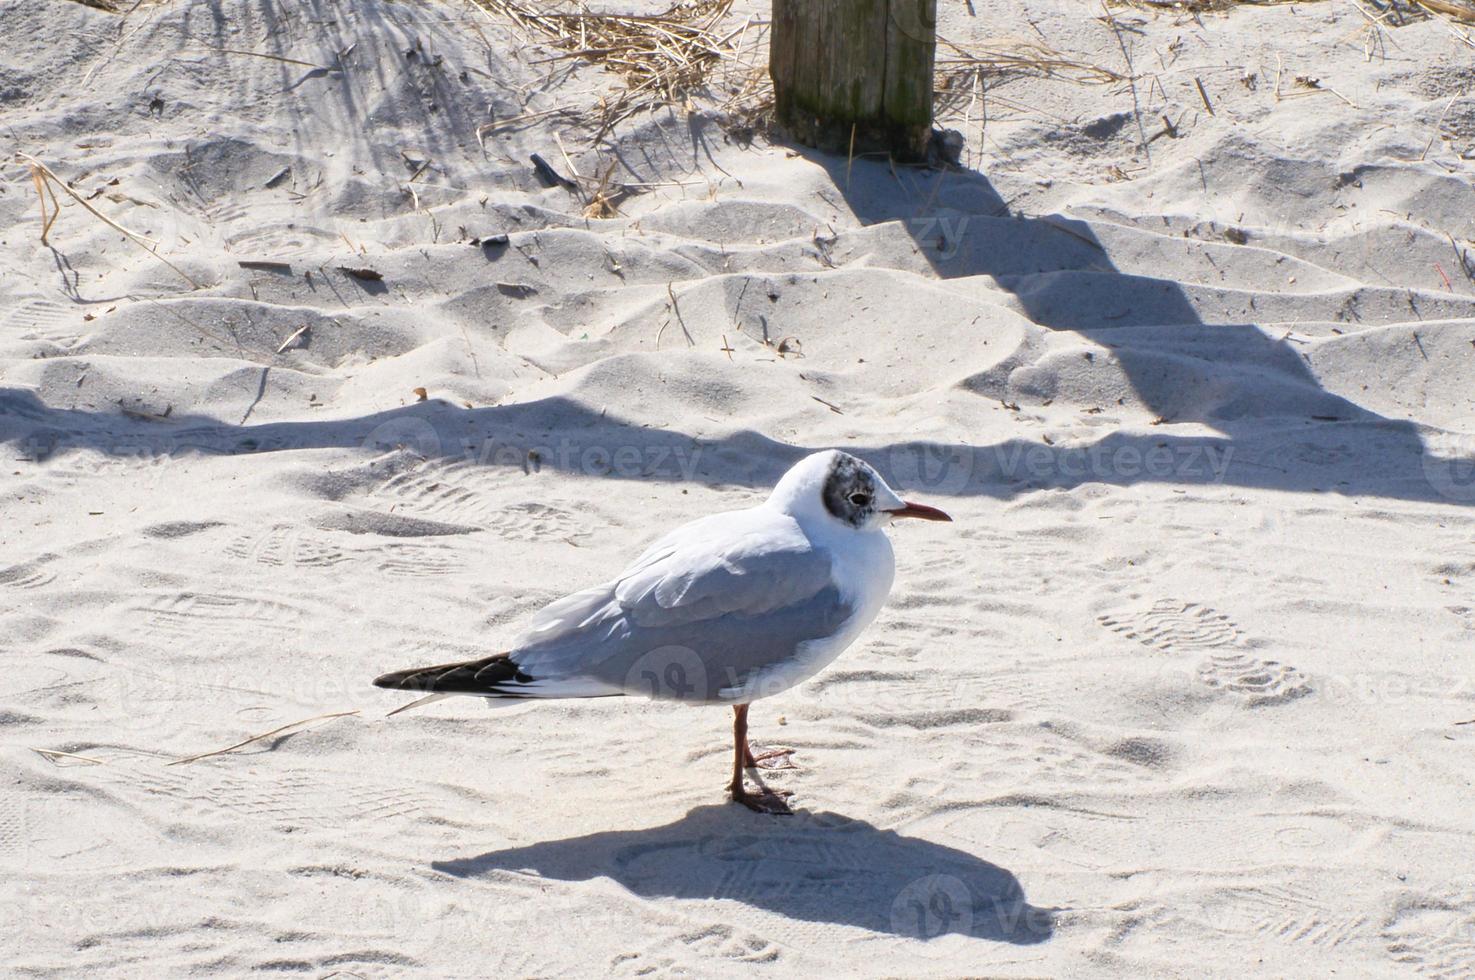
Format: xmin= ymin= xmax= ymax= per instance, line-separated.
xmin=168 ymin=710 xmax=361 ymax=766
xmin=18 ymin=153 xmax=201 ymax=289
xmin=471 ymin=0 xmax=742 ymax=140
xmin=933 ymin=36 xmax=1123 ymax=121
xmin=472 ymin=0 xmax=1124 ymax=151
xmin=1118 ymin=0 xmax=1475 ymax=29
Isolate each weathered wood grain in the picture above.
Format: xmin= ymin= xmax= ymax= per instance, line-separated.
xmin=770 ymin=0 xmax=936 ymax=160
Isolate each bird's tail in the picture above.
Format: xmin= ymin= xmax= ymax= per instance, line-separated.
xmin=373 ymin=653 xmax=531 ymax=697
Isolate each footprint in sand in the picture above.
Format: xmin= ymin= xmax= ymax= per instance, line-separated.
xmin=209 ymin=774 xmax=423 ymax=826
xmin=202 ymin=200 xmax=252 ymax=227
xmin=479 ymin=501 xmax=590 ymax=542
xmin=4 ymin=299 xmax=85 ymax=348
xmin=133 ymin=592 xmax=306 ymax=639
xmin=906 ymin=737 xmax=1151 ymax=805
xmin=1154 ymin=882 xmax=1372 ymax=953
xmin=611 ymin=923 xmax=785 ymax=976
xmin=373 ymin=542 xmax=466 ymax=578
xmin=1098 ymin=599 xmax=1240 ymax=651
xmin=1197 ymin=652 xmax=1310 ymax=706
xmin=100 ymin=762 xmax=423 ymax=828
xmin=370 ymin=463 xmax=590 ymax=541
xmin=225 ymin=525 xmax=352 ymax=569
xmin=0 ymin=554 xmax=59 ymax=590
xmin=371 ymin=464 xmax=502 ymax=525
xmin=1100 ymin=598 xmax=1310 ymax=706
xmin=1383 ymin=882 xmax=1475 ymax=978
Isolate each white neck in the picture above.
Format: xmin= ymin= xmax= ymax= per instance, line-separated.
xmin=765 ymin=451 xmax=840 ymax=518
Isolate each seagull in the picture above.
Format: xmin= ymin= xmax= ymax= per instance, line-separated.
xmin=373 ymin=449 xmax=951 ymax=814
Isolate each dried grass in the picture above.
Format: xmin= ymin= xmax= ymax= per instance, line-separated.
xmin=168 ymin=710 xmax=360 ymax=766
xmin=1118 ymin=0 xmax=1302 ymax=10
xmin=937 ymin=38 xmax=1124 ymax=88
xmin=460 ymin=0 xmax=1475 ymax=181
xmin=18 ymin=153 xmax=201 ymax=289
xmin=933 ymin=37 xmax=1123 ymax=120
xmin=467 ymin=0 xmax=1123 ymax=149
xmin=470 ymin=0 xmax=741 ymax=140
xmin=510 ymin=0 xmax=1471 ymax=142
xmin=59 ymin=0 xmax=168 ymax=13
xmin=718 ymin=37 xmax=1126 ymax=146
xmin=1121 ymin=0 xmax=1473 ymax=22
xmin=1416 ymin=0 xmax=1475 ymax=20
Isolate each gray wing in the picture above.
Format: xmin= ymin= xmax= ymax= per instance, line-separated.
xmin=508 ymin=515 xmax=853 ymax=702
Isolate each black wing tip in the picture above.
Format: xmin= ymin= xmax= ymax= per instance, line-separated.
xmin=372 ymin=654 xmax=526 ymax=694
xmin=373 ymin=666 xmax=460 ymax=691
xmin=372 ymin=670 xmax=413 ymax=690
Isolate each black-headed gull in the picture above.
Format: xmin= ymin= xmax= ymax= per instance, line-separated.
xmin=373 ymin=449 xmax=951 ymax=813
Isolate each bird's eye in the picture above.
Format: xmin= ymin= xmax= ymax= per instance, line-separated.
xmin=849 ymin=492 xmax=871 ymax=507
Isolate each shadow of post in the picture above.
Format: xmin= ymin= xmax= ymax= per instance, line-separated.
xmin=792 ymin=146 xmax=1465 ymax=507
xmin=3 ymin=379 xmax=1471 ymax=506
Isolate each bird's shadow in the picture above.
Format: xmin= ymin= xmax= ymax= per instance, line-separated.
xmin=433 ymin=804 xmax=1055 ymax=945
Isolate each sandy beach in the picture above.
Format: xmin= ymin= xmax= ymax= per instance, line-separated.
xmin=4 ymin=0 xmax=1475 ymax=975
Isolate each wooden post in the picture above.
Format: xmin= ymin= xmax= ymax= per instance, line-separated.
xmin=770 ymin=0 xmax=937 ymax=161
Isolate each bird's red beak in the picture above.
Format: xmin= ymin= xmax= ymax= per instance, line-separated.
xmin=885 ymin=501 xmax=953 ymax=522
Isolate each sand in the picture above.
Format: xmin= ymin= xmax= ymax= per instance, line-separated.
xmin=3 ymin=0 xmax=1475 ymax=975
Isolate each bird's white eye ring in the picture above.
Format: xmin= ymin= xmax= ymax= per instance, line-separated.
xmin=849 ymin=492 xmax=871 ymax=507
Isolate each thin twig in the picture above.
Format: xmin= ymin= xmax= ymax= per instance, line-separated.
xmin=846 ymin=123 xmax=856 ymax=190
xmin=666 ymin=281 xmax=694 ymax=346
xmin=167 ymin=710 xmax=360 ymax=766
xmin=209 ymin=46 xmax=336 ymax=71
xmin=1421 ymin=96 xmax=1457 ymax=161
xmin=1194 ymin=75 xmax=1215 ymax=115
xmin=19 ymin=153 xmax=200 ymax=288
xmin=33 ymin=166 xmax=59 ymax=244
xmin=275 ymin=324 xmax=309 ymax=353
xmin=1450 ymin=233 xmax=1475 ymax=284
xmin=1099 ymin=1 xmax=1151 ymax=164
xmin=33 ymin=747 xmax=106 ymax=766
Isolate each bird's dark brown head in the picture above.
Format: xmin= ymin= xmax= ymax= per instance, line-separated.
xmin=769 ymin=450 xmax=952 ymax=528
xmin=821 ymin=452 xmax=883 ymax=528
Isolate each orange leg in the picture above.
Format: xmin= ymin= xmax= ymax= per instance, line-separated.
xmin=730 ymin=704 xmax=792 ymax=814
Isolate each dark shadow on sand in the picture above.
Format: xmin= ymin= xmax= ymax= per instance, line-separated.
xmin=1 ymin=386 xmax=1466 ymax=505
xmin=433 ymin=804 xmax=1055 ymax=944
xmin=3 ymin=135 xmax=1468 ymax=507
xmin=782 ymin=146 xmax=1462 ymax=506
